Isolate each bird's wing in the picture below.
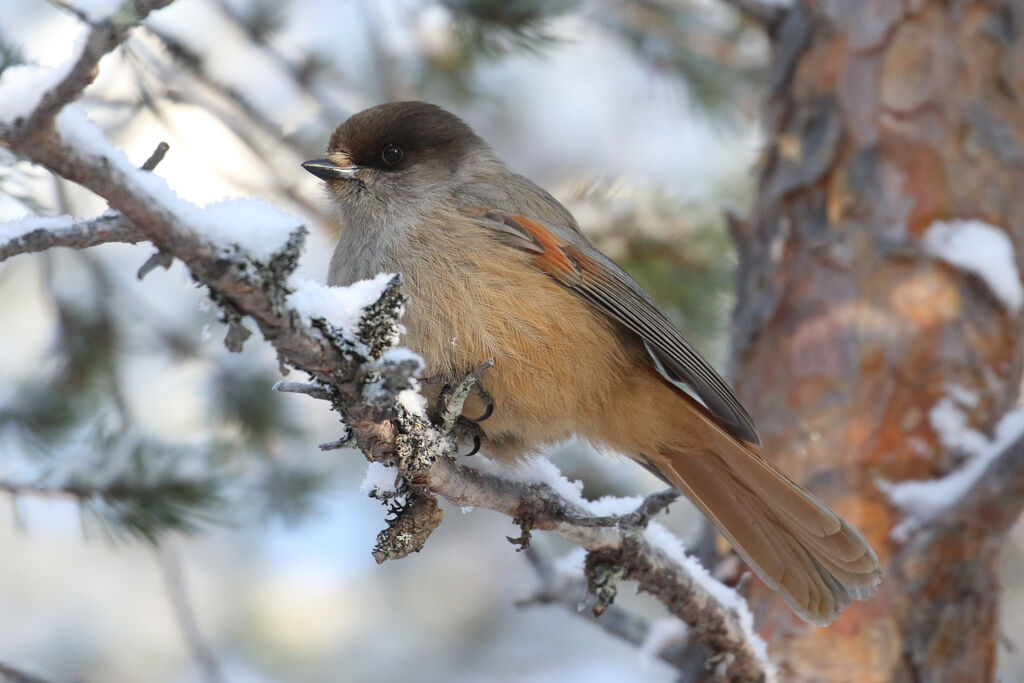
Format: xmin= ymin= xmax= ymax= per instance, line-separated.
xmin=471 ymin=209 xmax=761 ymax=446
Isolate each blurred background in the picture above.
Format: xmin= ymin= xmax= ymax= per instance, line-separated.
xmin=0 ymin=0 xmax=1021 ymax=681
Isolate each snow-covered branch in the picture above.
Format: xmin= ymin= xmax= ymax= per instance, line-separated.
xmin=894 ymin=408 xmax=1024 ymax=545
xmin=520 ymin=546 xmax=704 ymax=676
xmin=0 ymin=212 xmax=146 ymax=262
xmin=10 ymin=0 xmax=175 ymax=134
xmin=0 ymin=4 xmax=774 ymax=680
xmin=883 ymin=393 xmax=1024 ymax=541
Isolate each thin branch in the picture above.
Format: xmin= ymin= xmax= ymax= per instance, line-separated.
xmin=920 ymin=426 xmax=1024 ymax=542
xmin=273 ymin=381 xmax=333 ymax=401
xmin=567 ymin=488 xmax=681 ymax=529
xmin=140 ymin=140 xmax=170 ymax=171
xmin=426 ymin=459 xmax=768 ymax=681
xmin=0 ymin=661 xmax=53 ymax=683
xmin=0 ymin=213 xmax=147 ymax=263
xmin=521 ymin=546 xmax=708 ymax=675
xmin=0 ymin=481 xmax=83 ymax=502
xmin=25 ymin=0 xmax=176 ymax=135
xmin=156 ymin=543 xmax=224 ymax=683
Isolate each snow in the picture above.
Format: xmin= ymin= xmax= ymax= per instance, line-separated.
xmin=378 ymin=347 xmax=423 ymax=368
xmin=467 ymin=456 xmax=588 ymax=509
xmin=587 ymin=494 xmax=645 ymax=516
xmin=922 ymin=219 xmax=1023 ymax=312
xmin=927 ymin=395 xmax=989 ymax=456
xmin=0 ymin=24 xmax=90 ymax=123
xmin=54 ymin=106 xmax=300 ymax=260
xmin=0 ymin=214 xmax=75 ymax=242
xmin=190 ymin=199 xmax=302 ymax=261
xmin=287 ymin=272 xmax=394 ymax=336
xmin=645 ymin=522 xmax=773 ymax=675
xmin=396 ymin=389 xmax=428 ymax=415
xmin=464 ymin=453 xmax=775 ymax=677
xmin=883 ymin=394 xmax=1024 ymax=523
xmin=638 ymin=617 xmax=687 ymax=668
xmin=360 ymin=462 xmax=397 ymax=496
xmin=0 ymin=63 xmax=72 ymax=124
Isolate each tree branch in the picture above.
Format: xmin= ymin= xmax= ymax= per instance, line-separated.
xmin=426 ymin=459 xmax=769 ymax=681
xmin=520 ymin=546 xmax=709 ymax=677
xmin=0 ymin=661 xmax=53 ymax=683
xmin=0 ymin=213 xmax=146 ymax=262
xmin=24 ymin=0 xmax=175 ymax=135
xmin=0 ymin=199 xmax=771 ymax=683
xmin=156 ymin=543 xmax=224 ymax=683
xmin=911 ymin=425 xmax=1024 ymax=546
xmin=0 ymin=7 xmax=773 ymax=680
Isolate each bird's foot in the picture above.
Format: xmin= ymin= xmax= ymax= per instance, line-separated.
xmin=432 ymin=359 xmax=495 ymax=431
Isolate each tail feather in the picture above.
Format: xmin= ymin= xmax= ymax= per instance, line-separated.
xmin=652 ymin=439 xmax=881 ymax=625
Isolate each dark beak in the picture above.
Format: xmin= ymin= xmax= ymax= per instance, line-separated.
xmin=301 ymin=159 xmax=362 ymax=181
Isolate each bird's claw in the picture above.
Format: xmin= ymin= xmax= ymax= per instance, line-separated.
xmin=453 ymin=417 xmax=484 ymax=456
xmin=432 ymin=359 xmax=495 ymax=431
xmin=467 ymin=383 xmax=493 ymax=423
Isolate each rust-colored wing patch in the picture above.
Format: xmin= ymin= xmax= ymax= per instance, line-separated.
xmin=507 ymin=213 xmax=580 ymax=278
xmin=471 ymin=209 xmax=760 ymax=445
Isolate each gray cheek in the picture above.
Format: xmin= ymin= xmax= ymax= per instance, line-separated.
xmin=325 ymin=167 xmax=456 ymax=287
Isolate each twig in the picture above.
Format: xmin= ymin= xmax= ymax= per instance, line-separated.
xmin=426 ymin=459 xmax=768 ymax=681
xmin=914 ymin=426 xmax=1024 ymax=544
xmin=140 ymin=140 xmax=170 ymax=171
xmin=318 ymin=437 xmax=357 ymax=451
xmin=0 ymin=661 xmax=53 ymax=683
xmin=521 ymin=546 xmax=708 ymax=675
xmin=565 ymin=488 xmax=680 ymax=529
xmin=0 ymin=481 xmax=84 ymax=502
xmin=0 ymin=213 xmax=146 ymax=263
xmin=156 ymin=543 xmax=224 ymax=683
xmin=273 ymin=381 xmax=333 ymax=401
xmin=24 ymin=0 xmax=176 ymax=135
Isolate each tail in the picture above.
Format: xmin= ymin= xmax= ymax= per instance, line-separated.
xmin=651 ymin=436 xmax=881 ymax=625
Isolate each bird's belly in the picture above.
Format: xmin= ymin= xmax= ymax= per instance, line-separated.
xmin=399 ymin=254 xmax=637 ymax=454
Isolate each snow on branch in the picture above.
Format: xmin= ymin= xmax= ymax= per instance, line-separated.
xmin=883 ymin=390 xmax=1024 ymax=542
xmin=3 ymin=0 xmax=176 ymax=132
xmin=0 ymin=212 xmax=146 ymax=261
xmin=922 ymin=219 xmax=1023 ymax=312
xmin=0 ymin=4 xmax=773 ymax=680
xmin=519 ymin=546 xmax=703 ymax=675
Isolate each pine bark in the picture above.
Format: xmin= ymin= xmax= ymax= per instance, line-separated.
xmin=730 ymin=1 xmax=1024 ymax=680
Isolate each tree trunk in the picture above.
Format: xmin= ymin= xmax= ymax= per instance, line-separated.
xmin=730 ymin=1 xmax=1024 ymax=680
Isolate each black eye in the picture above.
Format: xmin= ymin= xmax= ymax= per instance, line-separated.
xmin=381 ymin=145 xmax=403 ymax=164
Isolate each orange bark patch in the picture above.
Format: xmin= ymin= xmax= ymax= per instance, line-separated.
xmin=888 ymin=267 xmax=962 ymax=328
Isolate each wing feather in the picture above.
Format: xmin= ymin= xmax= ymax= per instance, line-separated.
xmin=473 ymin=210 xmax=761 ymax=445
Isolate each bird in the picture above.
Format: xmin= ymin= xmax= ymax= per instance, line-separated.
xmin=302 ymin=100 xmax=880 ymax=625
